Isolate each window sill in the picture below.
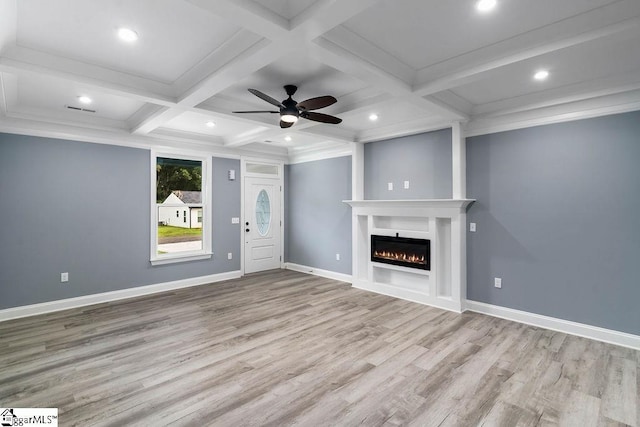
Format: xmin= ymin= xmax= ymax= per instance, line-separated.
xmin=150 ymin=252 xmax=213 ymax=266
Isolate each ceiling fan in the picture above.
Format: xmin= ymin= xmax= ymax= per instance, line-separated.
xmin=233 ymin=85 xmax=342 ymax=128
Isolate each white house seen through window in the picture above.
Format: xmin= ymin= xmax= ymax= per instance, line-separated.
xmin=152 ymin=155 xmax=211 ymax=264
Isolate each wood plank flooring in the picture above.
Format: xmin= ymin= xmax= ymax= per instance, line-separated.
xmin=0 ymin=269 xmax=638 ymax=426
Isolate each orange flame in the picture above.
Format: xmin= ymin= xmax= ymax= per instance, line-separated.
xmin=373 ymin=250 xmax=426 ymax=265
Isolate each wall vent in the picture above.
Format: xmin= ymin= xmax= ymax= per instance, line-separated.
xmin=65 ymin=105 xmax=96 ymax=113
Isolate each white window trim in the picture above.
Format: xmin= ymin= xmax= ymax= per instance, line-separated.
xmin=150 ymin=151 xmax=212 ymax=266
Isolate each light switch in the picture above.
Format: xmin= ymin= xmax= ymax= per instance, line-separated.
xmin=404 ymin=180 xmax=410 ymax=189
xmin=228 ymin=169 xmax=236 ymax=181
xmin=470 ymin=222 xmax=476 ymax=232
xmin=388 ymin=182 xmax=393 ymax=191
xmin=231 ymin=217 xmax=240 ymax=224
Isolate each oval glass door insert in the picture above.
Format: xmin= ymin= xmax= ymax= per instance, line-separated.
xmin=255 ymin=189 xmax=271 ymax=236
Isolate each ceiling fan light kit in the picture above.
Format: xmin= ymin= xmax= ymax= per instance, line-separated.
xmin=233 ymin=85 xmax=342 ymax=129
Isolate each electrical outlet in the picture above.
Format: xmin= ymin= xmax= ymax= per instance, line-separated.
xmin=494 ymin=277 xmax=502 ymax=288
xmin=387 ymin=182 xmax=393 ymax=191
xmin=470 ymin=222 xmax=476 ymax=232
xmin=404 ymin=180 xmax=410 ymax=189
xmin=61 ymin=272 xmax=69 ymax=283
xmin=227 ymin=252 xmax=233 ymax=260
xmin=336 ymin=253 xmax=340 ymax=261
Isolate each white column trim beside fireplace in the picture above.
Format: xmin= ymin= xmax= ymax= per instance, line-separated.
xmin=344 ymin=199 xmax=474 ymax=313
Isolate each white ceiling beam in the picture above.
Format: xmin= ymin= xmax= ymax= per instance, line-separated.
xmin=472 ymin=73 xmax=640 ymax=118
xmin=0 ymin=47 xmax=176 ymax=105
xmin=129 ymin=39 xmax=293 ymax=134
xmin=298 ymin=122 xmax=359 ymax=142
xmin=171 ymin=30 xmax=263 ymax=97
xmin=414 ymin=16 xmax=640 ymax=96
xmin=322 ymin=25 xmax=415 ymax=84
xmin=176 ymin=40 xmax=290 ymax=107
xmin=291 ymin=0 xmax=383 ymax=40
xmin=356 ymin=117 xmax=455 ymax=143
xmin=186 ymin=0 xmax=289 ymax=39
xmin=310 ymin=38 xmax=468 ymax=120
xmin=130 ymin=106 xmax=186 ymax=135
xmin=465 ymin=89 xmax=640 ymax=138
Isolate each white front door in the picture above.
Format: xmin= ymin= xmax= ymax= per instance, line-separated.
xmin=244 ymin=176 xmax=281 ymax=273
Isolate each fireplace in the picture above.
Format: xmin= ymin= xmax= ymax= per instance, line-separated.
xmin=371 ymin=234 xmax=430 ymax=271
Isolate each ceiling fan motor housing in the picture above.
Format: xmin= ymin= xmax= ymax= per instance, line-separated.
xmin=281 ymin=98 xmax=300 ymax=121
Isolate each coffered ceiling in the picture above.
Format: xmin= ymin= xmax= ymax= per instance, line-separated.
xmin=1 ymin=0 xmax=640 ymax=159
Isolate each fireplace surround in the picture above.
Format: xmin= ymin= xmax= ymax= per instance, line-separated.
xmin=344 ymin=199 xmax=474 ymax=312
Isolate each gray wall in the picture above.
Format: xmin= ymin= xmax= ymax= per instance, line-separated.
xmin=466 ymin=110 xmax=640 ymax=335
xmin=364 ymin=128 xmax=452 ymax=199
xmin=0 ymin=133 xmax=241 ymax=309
xmin=285 ymin=156 xmax=352 ymax=274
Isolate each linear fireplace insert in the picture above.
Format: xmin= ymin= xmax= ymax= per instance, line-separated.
xmin=371 ymin=234 xmax=430 ymax=271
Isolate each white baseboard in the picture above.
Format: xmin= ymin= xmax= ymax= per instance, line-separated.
xmin=284 ymin=263 xmax=353 ymax=283
xmin=465 ymin=300 xmax=640 ymax=351
xmin=0 ymin=270 xmax=242 ymax=322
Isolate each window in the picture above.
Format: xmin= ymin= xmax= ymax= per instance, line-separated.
xmin=151 ymin=153 xmax=211 ymax=265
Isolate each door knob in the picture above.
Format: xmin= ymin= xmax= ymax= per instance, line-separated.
xmin=245 ymin=228 xmax=250 ymax=232
xmin=245 ymin=222 xmax=249 ymax=226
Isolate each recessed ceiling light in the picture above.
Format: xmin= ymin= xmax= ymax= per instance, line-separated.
xmin=369 ymin=113 xmax=378 ymax=122
xmin=284 ymin=136 xmax=292 ymax=142
xmin=534 ymin=70 xmax=550 ymax=81
xmin=118 ymin=28 xmax=139 ymax=42
xmin=476 ymin=0 xmax=497 ymax=12
xmin=78 ymin=96 xmax=92 ymax=105
xmin=206 ymin=121 xmax=216 ymax=128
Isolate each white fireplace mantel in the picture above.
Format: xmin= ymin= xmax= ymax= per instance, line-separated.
xmin=343 ymin=198 xmax=475 ymax=313
xmin=344 ymin=199 xmax=474 ymax=212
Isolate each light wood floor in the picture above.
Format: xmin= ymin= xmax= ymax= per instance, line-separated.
xmin=0 ymin=270 xmax=638 ymax=426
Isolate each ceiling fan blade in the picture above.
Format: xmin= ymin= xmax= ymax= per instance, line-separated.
xmin=297 ymin=96 xmax=337 ymax=111
xmin=301 ymin=111 xmax=342 ymax=124
xmin=248 ymin=89 xmax=284 ymax=108
xmin=232 ymin=110 xmax=279 ymax=113
xmin=280 ymin=120 xmax=294 ymax=129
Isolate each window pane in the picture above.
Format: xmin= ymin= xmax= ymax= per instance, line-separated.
xmin=246 ymin=163 xmax=278 ymax=175
xmin=255 ymin=189 xmax=271 ymax=236
xmin=156 ymin=157 xmax=203 ymax=255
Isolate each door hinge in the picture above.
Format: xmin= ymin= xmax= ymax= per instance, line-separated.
xmin=280 ymin=255 xmax=282 ymax=261
xmin=280 ymin=186 xmax=282 ymax=191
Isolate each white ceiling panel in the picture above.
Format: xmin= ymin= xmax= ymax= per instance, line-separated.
xmin=252 ymin=0 xmax=316 ymax=20
xmin=161 ymin=111 xmax=269 ymax=139
xmin=339 ymin=98 xmax=428 ymax=133
xmin=16 ymin=73 xmax=144 ymax=121
xmin=215 ymin=52 xmax=369 ymax=110
xmin=451 ymin=28 xmax=640 ymax=105
xmin=342 ymin=0 xmax=618 ymax=70
xmin=16 ymin=0 xmax=241 ymax=83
